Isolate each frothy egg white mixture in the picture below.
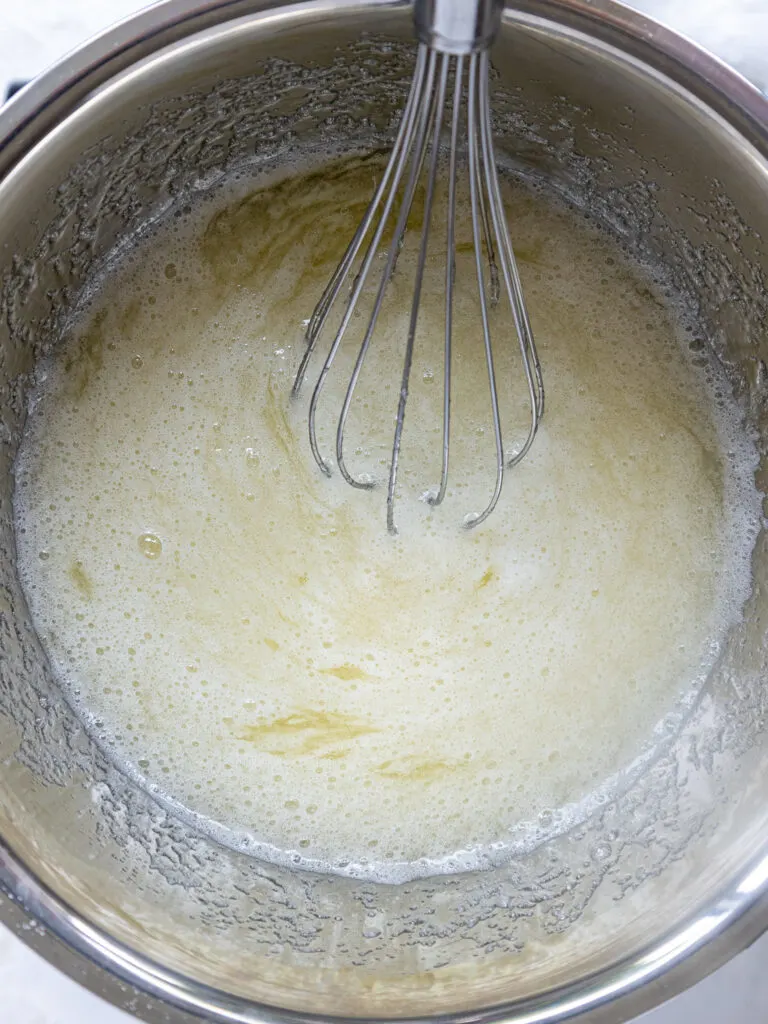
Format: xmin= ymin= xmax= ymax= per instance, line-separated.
xmin=14 ymin=155 xmax=760 ymax=881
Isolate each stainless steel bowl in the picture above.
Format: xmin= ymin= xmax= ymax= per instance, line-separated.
xmin=2 ymin=2 xmax=768 ymax=1022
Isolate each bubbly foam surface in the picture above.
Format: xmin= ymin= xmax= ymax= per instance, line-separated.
xmin=14 ymin=154 xmax=760 ymax=881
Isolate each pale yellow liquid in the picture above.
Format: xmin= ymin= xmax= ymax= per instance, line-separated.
xmin=14 ymin=155 xmax=758 ymax=880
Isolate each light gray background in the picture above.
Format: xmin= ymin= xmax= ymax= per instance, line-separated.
xmin=1 ymin=1 xmax=766 ymax=1021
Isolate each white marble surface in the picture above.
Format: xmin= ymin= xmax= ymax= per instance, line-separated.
xmin=1 ymin=1 xmax=767 ymax=1021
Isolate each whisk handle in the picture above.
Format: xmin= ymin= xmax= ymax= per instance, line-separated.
xmin=413 ymin=0 xmax=503 ymax=55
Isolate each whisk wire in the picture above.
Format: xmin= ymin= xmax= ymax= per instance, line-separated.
xmin=303 ymin=47 xmax=434 ymax=478
xmin=478 ymin=52 xmax=545 ymax=463
xmin=386 ymin=53 xmax=451 ymax=534
xmin=467 ymin=51 xmax=505 ymax=528
xmin=292 ymin=45 xmax=430 ymax=401
xmin=429 ymin=53 xmax=464 ymax=510
xmin=336 ymin=46 xmax=440 ymax=492
xmin=476 ymin=137 xmax=501 ymax=307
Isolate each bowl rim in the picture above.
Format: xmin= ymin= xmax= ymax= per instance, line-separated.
xmin=2 ymin=2 xmax=768 ymax=1022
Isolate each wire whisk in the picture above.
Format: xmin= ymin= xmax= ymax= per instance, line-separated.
xmin=292 ymin=0 xmax=544 ymax=534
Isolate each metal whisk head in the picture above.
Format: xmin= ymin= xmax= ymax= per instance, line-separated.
xmin=292 ymin=0 xmax=544 ymax=533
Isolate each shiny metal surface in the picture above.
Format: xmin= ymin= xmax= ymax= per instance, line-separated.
xmin=1 ymin=2 xmax=768 ymax=1023
xmin=413 ymin=0 xmax=504 ymax=54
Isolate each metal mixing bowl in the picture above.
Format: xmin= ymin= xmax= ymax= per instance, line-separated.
xmin=2 ymin=2 xmax=768 ymax=1021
